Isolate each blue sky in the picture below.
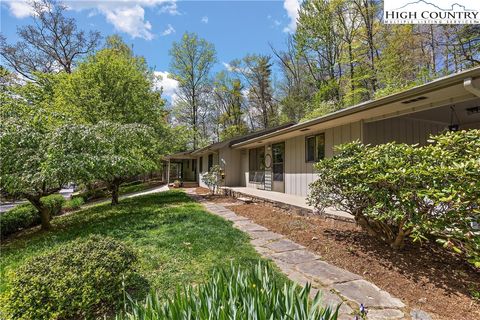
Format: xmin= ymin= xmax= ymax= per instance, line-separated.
xmin=1 ymin=0 xmax=301 ymax=100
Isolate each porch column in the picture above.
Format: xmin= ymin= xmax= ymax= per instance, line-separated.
xmin=167 ymin=160 xmax=171 ymax=185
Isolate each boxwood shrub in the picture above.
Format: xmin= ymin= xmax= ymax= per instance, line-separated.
xmin=2 ymin=236 xmax=140 ymax=320
xmin=0 ymin=203 xmax=40 ymax=239
xmin=40 ymin=194 xmax=65 ymax=217
xmin=62 ymin=197 xmax=85 ymax=211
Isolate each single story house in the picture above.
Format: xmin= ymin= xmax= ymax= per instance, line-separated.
xmin=166 ymin=67 xmax=480 ymax=198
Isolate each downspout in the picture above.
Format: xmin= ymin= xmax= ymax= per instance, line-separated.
xmin=464 ymin=78 xmax=480 ymax=97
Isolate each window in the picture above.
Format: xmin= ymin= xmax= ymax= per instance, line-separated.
xmin=208 ymin=154 xmax=213 ymax=171
xmin=272 ymin=142 xmax=284 ymax=181
xmin=249 ymin=147 xmax=265 ymax=182
xmin=199 ymin=156 xmax=203 ymax=173
xmin=305 ymin=133 xmax=325 ymax=162
xmin=192 ymin=159 xmax=197 ymax=174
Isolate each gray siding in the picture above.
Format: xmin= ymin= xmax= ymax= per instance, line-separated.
xmin=283 ymin=121 xmax=362 ymax=197
xmin=364 ymin=117 xmax=446 ymax=146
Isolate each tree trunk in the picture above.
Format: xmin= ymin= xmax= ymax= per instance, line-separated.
xmin=110 ymin=182 xmax=120 ymax=205
xmin=26 ymin=195 xmax=52 ymax=230
xmin=390 ymin=230 xmax=406 ymax=250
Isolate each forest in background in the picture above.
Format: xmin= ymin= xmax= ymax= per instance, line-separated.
xmin=1 ymin=0 xmax=479 ymax=150
xmin=169 ymin=0 xmax=479 ymax=149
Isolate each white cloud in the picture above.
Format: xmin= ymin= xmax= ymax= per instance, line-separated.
xmin=154 ymin=71 xmax=179 ymax=102
xmin=201 ymin=16 xmax=208 ymax=24
xmin=4 ymin=0 xmax=179 ymax=40
xmin=158 ymin=1 xmax=180 ymax=15
xmin=103 ymin=5 xmax=154 ymax=40
xmin=5 ymin=0 xmax=33 ymax=18
xmin=283 ymin=0 xmax=300 ymax=33
xmin=161 ymin=24 xmax=175 ymax=36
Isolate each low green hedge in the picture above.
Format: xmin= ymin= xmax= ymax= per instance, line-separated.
xmin=2 ymin=236 xmax=140 ymax=320
xmin=73 ymin=188 xmax=108 ymax=202
xmin=40 ymin=194 xmax=65 ymax=217
xmin=117 ymin=262 xmax=340 ymax=320
xmin=63 ymin=197 xmax=85 ymax=211
xmin=0 ymin=203 xmax=40 ymax=239
xmin=1 ymin=195 xmax=66 ymax=239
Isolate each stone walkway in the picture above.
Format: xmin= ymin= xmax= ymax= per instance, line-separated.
xmin=187 ymin=191 xmax=411 ymax=320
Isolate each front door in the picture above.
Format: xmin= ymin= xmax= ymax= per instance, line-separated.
xmin=272 ymin=142 xmax=285 ymax=193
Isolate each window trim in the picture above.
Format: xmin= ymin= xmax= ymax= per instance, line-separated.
xmin=305 ymin=133 xmax=325 ymax=163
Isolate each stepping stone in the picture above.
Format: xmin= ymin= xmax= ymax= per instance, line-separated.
xmin=272 ymin=260 xmax=296 ymax=275
xmin=250 ymin=237 xmax=279 ymax=247
xmin=265 ymin=239 xmax=305 ymax=252
xmin=368 ymin=309 xmax=405 ymax=320
xmin=310 ymin=288 xmax=353 ymax=316
xmin=254 ymin=246 xmax=272 ymax=255
xmin=297 ymin=260 xmax=361 ymax=286
xmin=248 ymin=231 xmax=283 ymax=241
xmin=221 ymin=213 xmax=242 ymax=221
xmin=333 ymin=280 xmax=405 ymax=309
xmin=270 ymin=249 xmax=320 ymax=265
xmin=235 ymin=223 xmax=268 ymax=232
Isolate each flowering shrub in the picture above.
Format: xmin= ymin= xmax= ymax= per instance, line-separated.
xmin=308 ymin=130 xmax=479 ymax=267
xmin=201 ymin=164 xmax=222 ymax=194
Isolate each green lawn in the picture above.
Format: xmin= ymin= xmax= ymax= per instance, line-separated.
xmin=118 ymin=180 xmax=164 ymax=196
xmin=0 ymin=190 xmax=272 ymax=296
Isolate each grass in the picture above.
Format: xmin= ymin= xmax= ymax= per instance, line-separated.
xmin=0 ymin=190 xmax=275 ymax=296
xmin=118 ymin=181 xmax=164 ymax=196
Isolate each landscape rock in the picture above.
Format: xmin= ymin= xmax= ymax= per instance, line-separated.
xmin=410 ymin=309 xmax=432 ymax=320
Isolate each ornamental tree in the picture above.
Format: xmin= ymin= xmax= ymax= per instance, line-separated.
xmin=48 ymin=121 xmax=159 ymax=205
xmin=0 ymin=117 xmax=67 ymax=230
xmin=201 ymin=165 xmax=222 ymax=195
xmin=0 ymin=73 xmax=71 ymax=230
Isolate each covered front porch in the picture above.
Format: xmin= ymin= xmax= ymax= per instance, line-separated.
xmin=223 ymin=187 xmax=353 ymax=222
xmin=164 ymin=151 xmax=198 ymax=187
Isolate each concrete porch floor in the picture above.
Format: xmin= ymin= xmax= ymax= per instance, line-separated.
xmin=223 ymin=187 xmax=354 ymax=221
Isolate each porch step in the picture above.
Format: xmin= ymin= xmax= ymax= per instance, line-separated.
xmin=182 ymin=182 xmax=199 ymax=188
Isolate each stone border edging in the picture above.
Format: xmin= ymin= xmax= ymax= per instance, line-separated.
xmin=185 ymin=190 xmax=415 ymax=320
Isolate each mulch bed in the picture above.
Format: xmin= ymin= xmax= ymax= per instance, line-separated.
xmin=194 ymin=188 xmax=242 ymax=204
xmin=219 ymin=200 xmax=480 ymax=320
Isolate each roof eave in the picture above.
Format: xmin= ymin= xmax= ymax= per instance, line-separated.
xmin=232 ymin=67 xmax=480 ymax=148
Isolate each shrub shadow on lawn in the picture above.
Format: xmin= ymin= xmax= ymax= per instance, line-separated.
xmin=322 ymin=227 xmax=480 ymax=298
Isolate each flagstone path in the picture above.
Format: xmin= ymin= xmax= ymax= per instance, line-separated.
xmin=186 ymin=190 xmax=418 ymax=320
